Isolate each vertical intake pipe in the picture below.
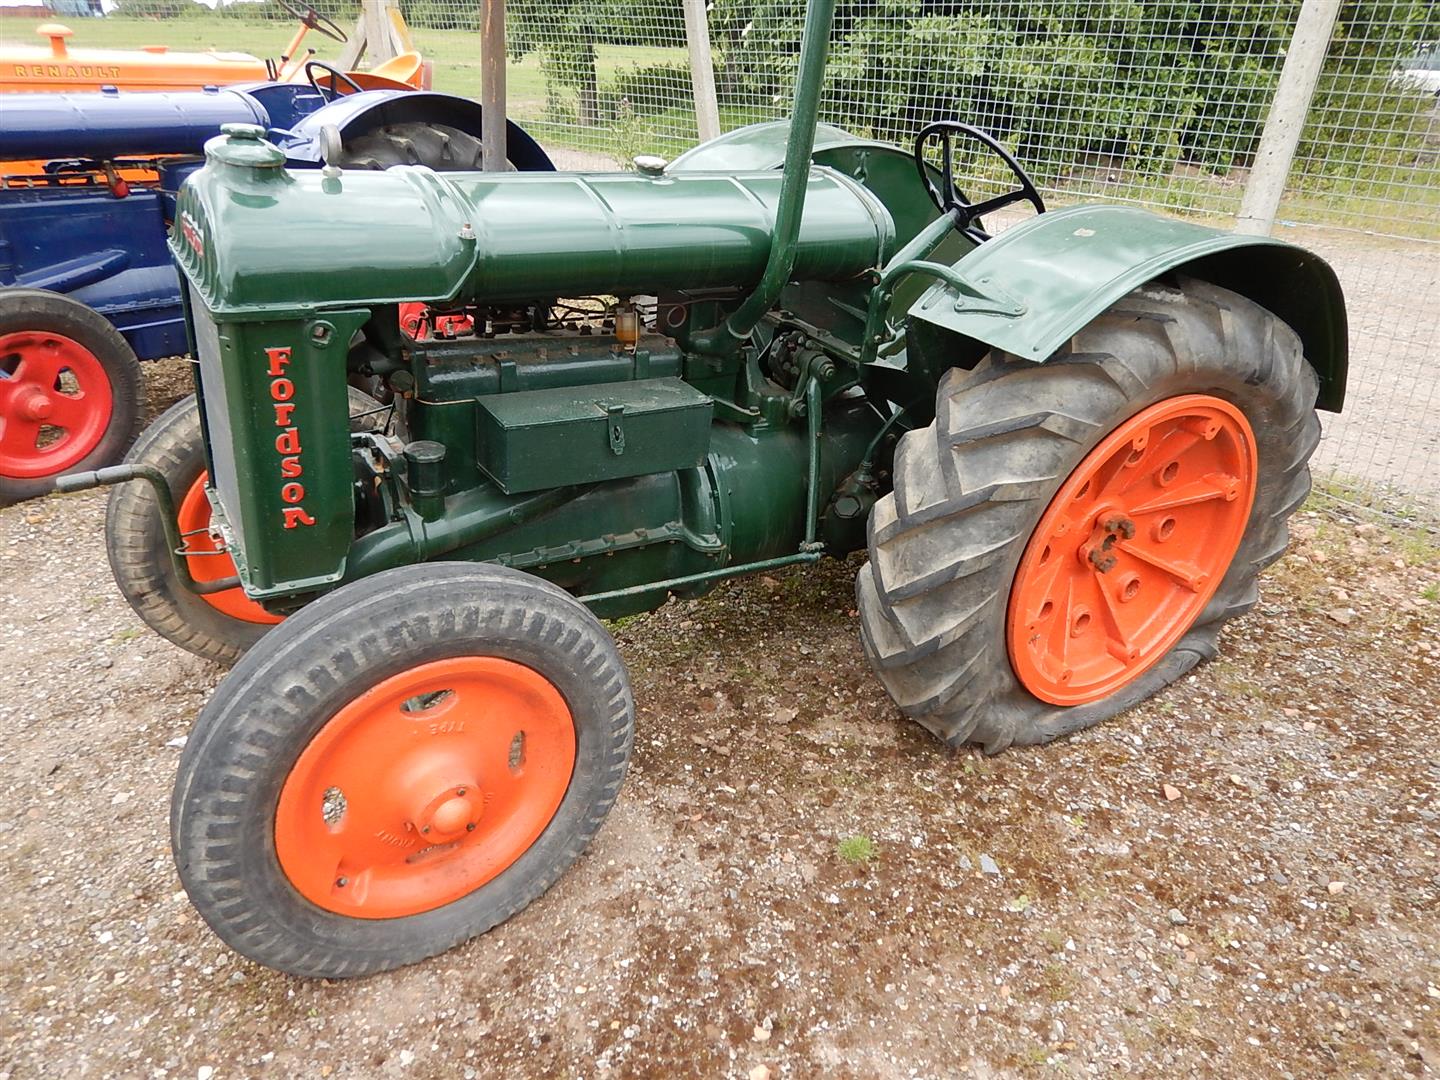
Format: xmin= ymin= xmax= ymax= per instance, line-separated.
xmin=688 ymin=0 xmax=838 ymax=357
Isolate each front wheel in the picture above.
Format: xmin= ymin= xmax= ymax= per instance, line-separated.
xmin=858 ymin=277 xmax=1320 ymax=752
xmin=171 ymin=562 xmax=634 ymax=978
xmin=0 ymin=288 xmax=144 ymax=507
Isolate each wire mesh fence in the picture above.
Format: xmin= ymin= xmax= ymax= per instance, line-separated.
xmin=2 ymin=0 xmax=1436 ymax=507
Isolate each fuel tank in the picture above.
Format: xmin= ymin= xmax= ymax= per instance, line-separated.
xmin=171 ymin=125 xmax=898 ymax=318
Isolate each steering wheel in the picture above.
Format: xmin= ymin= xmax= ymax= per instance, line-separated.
xmin=305 ymin=60 xmax=364 ymax=101
xmin=914 ymin=121 xmax=1045 ymax=236
xmin=273 ymin=0 xmax=348 ymax=43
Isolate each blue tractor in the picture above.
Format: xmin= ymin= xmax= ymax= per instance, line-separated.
xmin=0 ymin=76 xmax=553 ymax=505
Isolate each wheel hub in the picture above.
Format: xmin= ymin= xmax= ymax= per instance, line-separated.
xmin=393 ymin=750 xmax=482 ymax=841
xmin=1007 ymin=395 xmax=1258 ymax=706
xmin=1079 ymin=510 xmax=1136 ymax=574
xmin=16 ymin=386 xmax=53 ymax=421
xmin=426 ymin=791 xmax=478 ymax=837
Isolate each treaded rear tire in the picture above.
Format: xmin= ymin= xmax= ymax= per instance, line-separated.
xmin=857 ymin=277 xmax=1320 ymax=752
xmin=171 ymin=562 xmax=634 ymax=978
xmin=338 ymin=121 xmax=488 ymax=171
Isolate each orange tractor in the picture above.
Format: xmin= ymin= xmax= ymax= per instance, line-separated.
xmin=0 ymin=0 xmax=428 ymax=94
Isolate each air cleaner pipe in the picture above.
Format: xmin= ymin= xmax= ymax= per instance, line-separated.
xmin=341 ymin=483 xmax=589 ymax=583
xmin=54 ymin=465 xmax=241 ymax=595
xmin=687 ymin=0 xmax=838 ymax=357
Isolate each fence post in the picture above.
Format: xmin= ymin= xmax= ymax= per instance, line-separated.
xmin=339 ymin=0 xmax=403 ymax=68
xmin=364 ymin=0 xmax=397 ymax=63
xmin=1235 ymin=0 xmax=1342 ymax=236
xmin=683 ymin=0 xmax=721 ymax=142
xmin=481 ymin=0 xmax=508 ymax=171
xmin=336 ymin=14 xmax=364 ymax=69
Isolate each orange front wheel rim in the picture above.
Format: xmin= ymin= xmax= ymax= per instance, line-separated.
xmin=274 ymin=657 xmax=577 ymax=918
xmin=177 ymin=473 xmax=284 ymax=625
xmin=1007 ymin=394 xmax=1258 ymax=706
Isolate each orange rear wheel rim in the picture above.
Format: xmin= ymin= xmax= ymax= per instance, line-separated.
xmin=1007 ymin=394 xmax=1258 ymax=706
xmin=274 ymin=656 xmax=576 ymax=918
xmin=177 ymin=473 xmax=284 ymax=625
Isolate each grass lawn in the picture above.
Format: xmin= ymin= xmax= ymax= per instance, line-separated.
xmin=0 ymin=15 xmax=689 ymax=135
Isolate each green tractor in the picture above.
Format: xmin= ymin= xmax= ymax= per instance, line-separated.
xmin=67 ymin=0 xmax=1346 ymax=977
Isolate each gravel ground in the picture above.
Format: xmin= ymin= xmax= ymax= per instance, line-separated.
xmin=1298 ymin=227 xmax=1440 ymax=500
xmin=0 ymin=362 xmax=1437 ymax=1078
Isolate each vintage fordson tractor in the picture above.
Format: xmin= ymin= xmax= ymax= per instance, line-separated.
xmin=0 ymin=80 xmax=552 ymax=505
xmin=67 ymin=0 xmax=1346 ymax=977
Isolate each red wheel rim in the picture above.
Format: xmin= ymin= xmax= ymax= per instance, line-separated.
xmin=1007 ymin=394 xmax=1258 ymax=706
xmin=274 ymin=657 xmax=576 ymax=918
xmin=177 ymin=473 xmax=284 ymax=625
xmin=0 ymin=330 xmax=113 ymax=478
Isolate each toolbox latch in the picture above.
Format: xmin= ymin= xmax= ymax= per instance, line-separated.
xmin=606 ymin=404 xmax=626 ymax=456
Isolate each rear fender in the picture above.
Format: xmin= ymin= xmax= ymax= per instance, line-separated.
xmin=906 ymin=204 xmax=1348 ymax=412
xmin=277 ymin=90 xmax=555 ymax=172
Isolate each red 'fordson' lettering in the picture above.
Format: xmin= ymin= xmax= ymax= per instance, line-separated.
xmin=265 ymin=346 xmax=313 ymax=529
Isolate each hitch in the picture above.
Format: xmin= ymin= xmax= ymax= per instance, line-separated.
xmin=55 ymin=466 xmax=242 ymax=596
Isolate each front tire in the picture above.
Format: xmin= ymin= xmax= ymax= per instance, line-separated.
xmin=171 ymin=563 xmax=634 ymax=978
xmin=858 ymin=277 xmax=1320 ymax=752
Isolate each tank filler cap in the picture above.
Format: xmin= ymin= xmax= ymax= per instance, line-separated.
xmin=318 ymin=125 xmax=344 ymax=179
xmin=208 ymin=123 xmax=286 ymax=172
xmin=633 ymin=154 xmax=668 ymax=177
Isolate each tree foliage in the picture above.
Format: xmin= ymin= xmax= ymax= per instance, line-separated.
xmin=501 ymin=0 xmax=687 ymax=123
xmin=705 ymin=0 xmax=1438 ymax=176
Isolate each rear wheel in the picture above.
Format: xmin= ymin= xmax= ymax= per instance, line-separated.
xmin=0 ymin=288 xmax=143 ymax=507
xmin=105 ymin=388 xmax=384 ymax=666
xmin=858 ymin=277 xmax=1319 ymax=751
xmin=338 ymin=121 xmax=494 ymax=342
xmin=172 ymin=562 xmax=634 ymax=978
xmin=338 ymin=121 xmax=487 ymax=171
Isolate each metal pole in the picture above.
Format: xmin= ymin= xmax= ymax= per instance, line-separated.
xmin=1235 ymin=0 xmax=1341 ymax=236
xmin=683 ymin=0 xmax=721 ymax=143
xmin=481 ymin=0 xmax=507 ymax=171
